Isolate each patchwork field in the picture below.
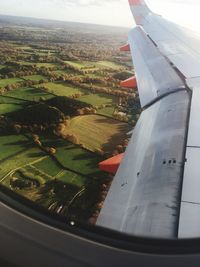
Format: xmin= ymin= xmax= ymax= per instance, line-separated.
xmin=97 ymin=60 xmax=125 ymax=70
xmin=39 ymin=136 xmax=102 ymax=175
xmin=98 ymin=106 xmax=115 ymax=117
xmin=0 ymin=78 xmax=23 ymax=88
xmin=0 ymin=103 xmax=24 ymax=114
xmin=65 ymin=60 xmax=126 ymax=71
xmin=34 ymin=157 xmax=86 ymax=187
xmin=79 ymin=93 xmax=117 ymax=107
xmin=0 ymin=22 xmax=138 ymax=222
xmin=0 ymin=95 xmax=27 ymax=104
xmin=63 ymin=114 xmax=131 ymax=152
xmin=0 ymin=132 xmax=105 ymax=215
xmin=5 ymin=87 xmax=54 ymax=101
xmin=0 ymin=147 xmax=46 ymax=184
xmin=36 ymin=63 xmax=59 ymax=68
xmin=23 ymin=75 xmax=48 ymax=81
xmin=0 ymin=134 xmax=30 ymax=162
xmin=38 ymin=82 xmax=86 ymax=97
xmin=64 ymin=60 xmax=93 ymax=69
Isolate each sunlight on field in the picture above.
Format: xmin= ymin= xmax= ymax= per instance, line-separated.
xmin=97 ymin=61 xmax=126 ymax=70
xmin=0 ymin=18 xmax=139 ymax=221
xmin=5 ymin=87 xmax=54 ymax=101
xmin=23 ymin=75 xmax=48 ymax=81
xmin=79 ymin=93 xmax=117 ymax=107
xmin=63 ymin=115 xmax=131 ymax=152
xmin=39 ymin=82 xmax=86 ymax=97
xmin=0 ymin=78 xmax=23 ymax=88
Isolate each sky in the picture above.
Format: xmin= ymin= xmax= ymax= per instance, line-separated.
xmin=0 ymin=0 xmax=200 ymax=31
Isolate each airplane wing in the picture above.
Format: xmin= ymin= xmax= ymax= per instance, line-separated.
xmin=97 ymin=0 xmax=200 ymax=238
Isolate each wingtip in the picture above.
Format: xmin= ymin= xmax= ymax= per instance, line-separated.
xmin=128 ymin=0 xmax=151 ymax=25
xmin=128 ymin=0 xmax=144 ymax=6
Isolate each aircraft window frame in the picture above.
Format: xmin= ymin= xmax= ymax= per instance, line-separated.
xmin=1 ymin=183 xmax=200 ymax=255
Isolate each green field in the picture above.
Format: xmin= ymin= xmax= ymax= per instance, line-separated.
xmin=33 ymin=156 xmax=62 ymax=177
xmin=51 ymin=70 xmax=68 ymax=75
xmin=63 ymin=114 xmax=130 ymax=152
xmin=98 ymin=106 xmax=115 ymax=117
xmin=0 ymin=135 xmax=30 ymax=162
xmin=0 ymin=95 xmax=27 ymax=104
xmin=0 ymin=134 xmax=86 ymax=188
xmin=38 ymin=82 xmax=86 ymax=97
xmin=18 ymin=61 xmax=34 ymax=66
xmin=0 ymin=78 xmax=23 ymax=88
xmin=97 ymin=61 xmax=125 ymax=70
xmin=13 ymin=164 xmax=50 ymax=185
xmin=39 ymin=136 xmax=102 ymax=175
xmin=5 ymin=87 xmax=54 ymax=101
xmin=79 ymin=93 xmax=117 ymax=107
xmin=23 ymin=75 xmax=48 ymax=81
xmin=0 ymin=103 xmax=24 ymax=114
xmin=36 ymin=63 xmax=59 ymax=68
xmin=58 ymin=170 xmax=85 ymax=187
xmin=0 ymin=148 xmax=47 ymax=187
xmin=64 ymin=60 xmax=92 ymax=69
xmin=64 ymin=60 xmax=125 ymax=71
xmin=34 ymin=157 xmax=85 ymax=187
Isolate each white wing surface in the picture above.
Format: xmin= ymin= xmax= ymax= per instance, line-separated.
xmin=97 ymin=0 xmax=200 ymax=238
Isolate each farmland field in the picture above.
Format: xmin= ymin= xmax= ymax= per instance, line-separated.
xmin=36 ymin=63 xmax=59 ymax=68
xmin=98 ymin=106 xmax=115 ymax=117
xmin=0 ymin=103 xmax=24 ymax=114
xmin=0 ymin=78 xmax=23 ymax=88
xmin=0 ymin=16 xmax=140 ymax=223
xmin=34 ymin=156 xmax=86 ymax=187
xmin=97 ymin=61 xmax=125 ymax=70
xmin=79 ymin=93 xmax=117 ymax=106
xmin=5 ymin=87 xmax=54 ymax=101
xmin=39 ymin=136 xmax=102 ymax=175
xmin=38 ymin=82 xmax=86 ymax=97
xmin=23 ymin=75 xmax=48 ymax=81
xmin=0 ymin=134 xmax=30 ymax=162
xmin=63 ymin=114 xmax=131 ymax=152
xmin=0 ymin=147 xmax=46 ymax=183
xmin=33 ymin=156 xmax=63 ymax=177
xmin=64 ymin=60 xmax=92 ymax=69
xmin=0 ymin=95 xmax=27 ymax=104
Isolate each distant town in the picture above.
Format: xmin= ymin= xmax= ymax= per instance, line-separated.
xmin=0 ymin=15 xmax=141 ymax=225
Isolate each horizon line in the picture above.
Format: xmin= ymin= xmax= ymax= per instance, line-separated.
xmin=0 ymin=13 xmax=132 ymax=30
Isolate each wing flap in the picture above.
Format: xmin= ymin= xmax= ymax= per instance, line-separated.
xmin=128 ymin=26 xmax=185 ymax=107
xmin=97 ymin=90 xmax=190 ymax=238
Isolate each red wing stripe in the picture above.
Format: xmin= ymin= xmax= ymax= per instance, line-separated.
xmin=128 ymin=0 xmax=142 ymax=6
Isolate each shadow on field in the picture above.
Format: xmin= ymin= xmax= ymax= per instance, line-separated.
xmin=93 ymin=116 xmax=131 ymax=152
xmin=27 ymin=152 xmax=45 ymax=158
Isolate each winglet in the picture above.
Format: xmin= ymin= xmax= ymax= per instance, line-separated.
xmin=99 ymin=153 xmax=124 ymax=174
xmin=128 ymin=0 xmax=151 ymax=25
xmin=120 ymin=44 xmax=130 ymax=52
xmin=120 ymin=76 xmax=137 ymax=88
